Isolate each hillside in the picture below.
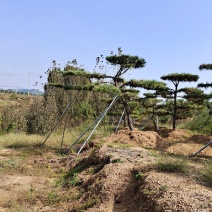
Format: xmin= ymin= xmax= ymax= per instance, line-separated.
xmin=0 ymin=93 xmax=39 ymax=110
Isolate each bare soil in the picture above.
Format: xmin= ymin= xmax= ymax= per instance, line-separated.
xmin=1 ymin=127 xmax=212 ymax=211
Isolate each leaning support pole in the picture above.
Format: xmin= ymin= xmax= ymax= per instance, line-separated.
xmin=191 ymin=140 xmax=212 ymax=157
xmin=140 ymin=114 xmax=154 ymax=129
xmin=77 ymin=95 xmax=118 ymax=154
xmin=60 ymin=114 xmax=68 ymax=149
xmin=140 ymin=97 xmax=169 ymax=130
xmin=42 ymin=91 xmax=79 ymax=145
xmin=65 ymin=110 xmax=107 ymax=153
xmin=115 ymin=109 xmax=125 ymax=134
xmin=156 ymin=115 xmax=159 ymax=131
xmin=199 ymin=114 xmax=212 ymax=131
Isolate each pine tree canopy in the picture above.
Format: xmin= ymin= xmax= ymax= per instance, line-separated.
xmin=93 ymin=84 xmax=121 ymax=95
xmin=143 ymin=92 xmax=157 ymax=98
xmin=161 ymin=73 xmax=199 ymax=82
xmin=178 ymin=87 xmax=203 ymax=94
xmin=125 ymin=79 xmax=167 ymax=90
xmin=121 ymin=88 xmax=140 ymax=98
xmin=199 ymin=64 xmax=212 ymax=70
xmin=63 ymin=69 xmax=105 ymax=79
xmin=179 ymin=87 xmax=205 ymax=104
xmin=50 ymin=82 xmax=123 ymax=95
xmin=198 ymin=83 xmax=212 ymax=89
xmin=63 ymin=69 xmax=124 ymax=82
xmin=63 ymin=69 xmax=87 ymax=76
xmin=121 ymin=88 xmax=140 ymax=94
xmin=155 ymin=89 xmax=174 ymax=98
xmin=49 ymin=83 xmax=95 ymax=91
xmin=106 ymin=54 xmax=146 ymax=69
xmin=183 ymin=93 xmax=209 ymax=104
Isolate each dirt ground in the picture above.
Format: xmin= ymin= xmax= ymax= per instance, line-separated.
xmin=0 ymin=127 xmax=212 ymax=211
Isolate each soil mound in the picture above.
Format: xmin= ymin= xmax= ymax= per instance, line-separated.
xmin=158 ymin=128 xmax=191 ymax=141
xmin=142 ymin=127 xmax=212 ymax=156
xmin=167 ymin=134 xmax=212 ymax=156
xmin=105 ymin=128 xmax=167 ymax=149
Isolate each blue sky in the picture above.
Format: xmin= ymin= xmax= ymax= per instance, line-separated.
xmin=0 ymin=0 xmax=212 ymax=92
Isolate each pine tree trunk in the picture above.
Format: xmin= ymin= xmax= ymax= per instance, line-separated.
xmin=122 ymin=99 xmax=133 ymax=130
xmin=123 ymin=113 xmax=126 ymax=128
xmin=173 ymin=84 xmax=178 ymax=130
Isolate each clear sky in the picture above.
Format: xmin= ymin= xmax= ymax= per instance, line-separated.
xmin=0 ymin=0 xmax=212 ymax=92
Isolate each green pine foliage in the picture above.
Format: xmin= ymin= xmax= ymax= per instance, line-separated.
xmin=126 ymin=80 xmax=167 ymax=90
xmin=198 ymin=83 xmax=212 ymax=89
xmin=93 ymin=84 xmax=121 ymax=95
xmin=199 ymin=64 xmax=212 ymax=70
xmin=161 ymin=73 xmax=199 ymax=82
xmin=106 ymin=54 xmax=146 ymax=69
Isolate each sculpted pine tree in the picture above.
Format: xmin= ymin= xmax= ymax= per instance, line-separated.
xmin=161 ymin=73 xmax=199 ymax=129
xmin=105 ymin=54 xmax=146 ymax=130
xmin=105 ymin=55 xmax=166 ymax=130
xmin=198 ymin=63 xmax=212 ymax=91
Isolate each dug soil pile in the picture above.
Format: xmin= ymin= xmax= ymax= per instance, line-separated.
xmin=66 ymin=128 xmax=212 ymax=211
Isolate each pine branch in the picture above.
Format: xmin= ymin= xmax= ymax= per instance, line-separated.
xmin=199 ymin=64 xmax=212 ymax=70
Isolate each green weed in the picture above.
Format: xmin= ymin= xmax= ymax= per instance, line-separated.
xmin=111 ymin=158 xmax=121 ymax=163
xmin=142 ymin=188 xmax=157 ymax=196
xmin=135 ymin=172 xmax=148 ymax=181
xmin=156 ymin=160 xmax=187 ymax=173
xmin=69 ymin=173 xmax=80 ymax=186
xmin=47 ymin=191 xmax=59 ymax=204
